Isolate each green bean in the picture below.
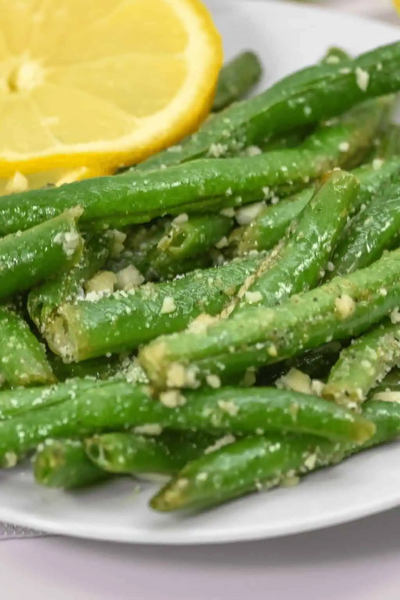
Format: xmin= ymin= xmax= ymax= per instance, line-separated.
xmin=139 ymin=248 xmax=400 ymax=389
xmin=321 ymin=47 xmax=352 ymax=65
xmin=28 ymin=233 xmax=113 ymax=333
xmin=0 ymin=208 xmax=83 ymax=300
xmin=85 ymin=432 xmax=213 ymax=476
xmin=138 ymin=41 xmax=400 ymax=171
xmin=0 ymin=99 xmax=388 ymax=238
xmin=259 ymin=127 xmax=312 ymax=153
xmin=371 ymin=369 xmax=400 ymax=396
xmin=237 ymin=188 xmax=314 ymax=255
xmin=249 ymin=50 xmax=349 ymax=157
xmin=327 ymin=181 xmax=400 ymax=278
xmin=0 ymin=308 xmax=55 ymax=388
xmin=43 ymin=255 xmax=263 ymax=362
xmin=257 ymin=342 xmax=343 ymax=385
xmin=230 ymin=171 xmax=359 ymax=313
xmin=238 ymin=157 xmax=400 ymax=256
xmin=141 ymin=213 xmax=233 ymax=280
xmin=34 ymin=439 xmax=110 ymax=489
xmin=323 ymin=319 xmax=400 ymax=407
xmin=213 ymin=51 xmax=263 ymax=112
xmin=0 ymin=380 xmax=375 ymax=466
xmin=150 ymin=398 xmax=400 ymax=512
xmin=48 ymin=354 xmax=122 ymax=382
xmin=0 ymin=379 xmax=106 ymax=421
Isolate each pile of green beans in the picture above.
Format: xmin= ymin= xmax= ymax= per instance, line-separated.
xmin=2 ymin=45 xmax=400 ymax=515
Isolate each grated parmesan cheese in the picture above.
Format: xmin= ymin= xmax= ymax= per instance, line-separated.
xmin=116 ymin=265 xmax=144 ymax=290
xmin=335 ymin=295 xmax=355 ymax=319
xmin=54 ymin=230 xmax=81 ymax=258
xmin=160 ymin=296 xmax=177 ymax=314
xmin=235 ymin=202 xmax=265 ymax=225
xmin=172 ymin=213 xmax=189 ymax=225
xmin=373 ymin=391 xmax=400 ymax=403
xmin=206 ymin=374 xmax=221 ymax=389
xmin=355 ymin=67 xmax=370 ymax=92
xmin=204 ymin=434 xmax=236 ymax=454
xmin=159 ymin=390 xmax=186 ymax=408
xmin=218 ymin=400 xmax=239 ymax=416
xmin=86 ymin=271 xmax=117 ymax=294
xmin=244 ymin=290 xmax=262 ymax=304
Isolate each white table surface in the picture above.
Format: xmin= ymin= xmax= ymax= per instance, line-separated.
xmin=3 ymin=1 xmax=400 ymax=598
xmin=2 ymin=507 xmax=400 ymax=600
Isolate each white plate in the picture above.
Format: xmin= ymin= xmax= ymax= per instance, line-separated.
xmin=1 ymin=0 xmax=400 ymax=545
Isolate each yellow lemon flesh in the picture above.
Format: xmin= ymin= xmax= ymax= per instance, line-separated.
xmin=0 ymin=0 xmax=222 ymax=177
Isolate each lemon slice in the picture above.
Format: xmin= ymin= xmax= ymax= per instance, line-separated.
xmin=0 ymin=0 xmax=222 ymax=176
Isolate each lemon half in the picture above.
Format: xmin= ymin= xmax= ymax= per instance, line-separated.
xmin=0 ymin=0 xmax=223 ymax=176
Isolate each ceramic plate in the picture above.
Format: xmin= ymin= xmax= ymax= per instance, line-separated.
xmin=1 ymin=0 xmax=400 ymax=544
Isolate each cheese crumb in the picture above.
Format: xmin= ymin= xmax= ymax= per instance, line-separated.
xmin=166 ymin=363 xmax=187 ymax=388
xmin=246 ymin=145 xmax=262 ymax=156
xmin=235 ymin=202 xmax=265 ymax=225
xmin=327 ymin=261 xmax=335 ymax=272
xmin=372 ymin=158 xmax=384 ymax=171
xmin=159 ymin=390 xmax=186 ymax=408
xmin=339 ymin=142 xmax=350 ymax=152
xmin=355 ymin=67 xmax=370 ymax=92
xmin=209 ymin=143 xmax=227 ymax=158
xmin=204 ymin=434 xmax=236 ymax=454
xmin=206 ymin=374 xmax=221 ymax=389
xmin=390 ymin=308 xmax=400 ymax=324
xmin=116 ymin=265 xmax=144 ymax=290
xmin=218 ymin=400 xmax=239 ymax=416
xmin=277 ymin=368 xmax=312 ymax=395
xmin=172 ymin=213 xmax=189 ymax=225
xmin=160 ymin=296 xmax=177 ymax=314
xmin=134 ymin=424 xmax=163 ymax=436
xmin=244 ymin=290 xmax=263 ymax=304
xmin=304 ymin=453 xmax=317 ymax=470
xmin=86 ymin=271 xmax=117 ymax=294
xmin=188 ymin=314 xmax=218 ymax=334
xmin=373 ymin=391 xmax=400 ymax=403
xmin=109 ymin=230 xmax=127 ymax=257
xmin=54 ymin=230 xmax=81 ymax=258
xmin=335 ymin=294 xmax=355 ymax=319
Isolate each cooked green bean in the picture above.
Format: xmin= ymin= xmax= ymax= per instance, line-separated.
xmin=0 ymin=98 xmax=388 ymax=237
xmin=326 ymin=181 xmax=400 ymax=278
xmin=48 ymin=354 xmax=122 ymax=382
xmin=230 ymin=170 xmax=359 ymax=313
xmin=85 ymin=431 xmax=213 ymax=476
xmin=43 ymin=255 xmax=263 ymax=362
xmin=141 ymin=213 xmax=233 ymax=280
xmin=237 ymin=187 xmax=314 ymax=255
xmin=139 ymin=248 xmax=400 ymax=388
xmin=34 ymin=439 xmax=110 ymax=489
xmin=0 ymin=308 xmax=55 ymax=388
xmin=238 ymin=157 xmax=400 ymax=256
xmin=323 ymin=319 xmax=400 ymax=407
xmin=0 ymin=379 xmax=106 ymax=421
xmin=28 ymin=233 xmax=113 ymax=333
xmin=150 ymin=398 xmax=400 ymax=512
xmin=138 ymin=41 xmax=400 ymax=171
xmin=0 ymin=380 xmax=375 ymax=466
xmin=0 ymin=208 xmax=83 ymax=300
xmin=213 ymin=51 xmax=263 ymax=111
